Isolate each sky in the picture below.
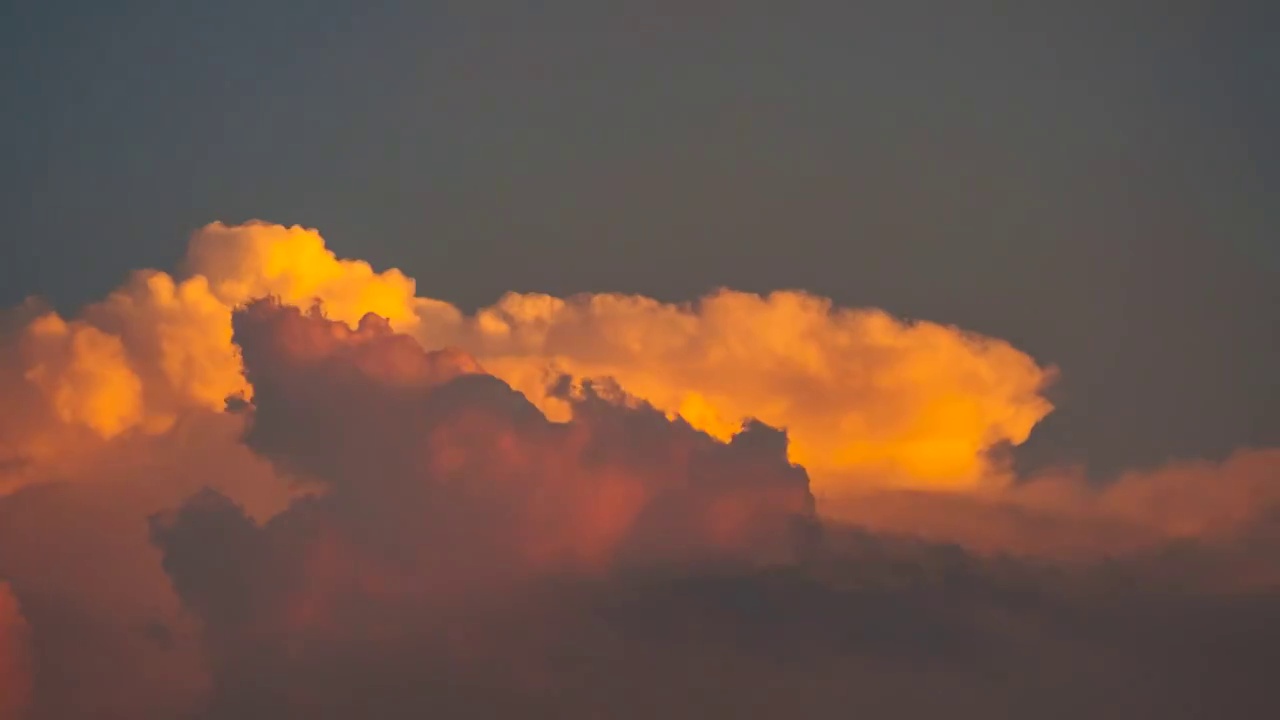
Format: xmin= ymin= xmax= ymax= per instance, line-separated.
xmin=1 ymin=3 xmax=1278 ymax=718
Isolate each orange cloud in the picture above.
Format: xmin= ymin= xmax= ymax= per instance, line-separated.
xmin=185 ymin=221 xmax=427 ymax=329
xmin=19 ymin=313 xmax=145 ymax=439
xmin=441 ymin=289 xmax=1054 ymax=495
xmin=0 ymin=221 xmax=1055 ymax=501
xmin=0 ymin=273 xmax=247 ymax=483
xmin=0 ymin=221 xmax=429 ymax=491
xmin=3 ymin=219 xmax=1272 ymax=563
xmin=0 ymin=220 xmax=1278 ymax=717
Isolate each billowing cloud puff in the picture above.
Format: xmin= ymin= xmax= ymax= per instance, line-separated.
xmin=0 ymin=221 xmax=427 ymax=489
xmin=185 ymin=221 xmax=426 ymax=329
xmin=441 ymin=289 xmax=1053 ymax=494
xmin=0 ymin=272 xmax=247 ymax=488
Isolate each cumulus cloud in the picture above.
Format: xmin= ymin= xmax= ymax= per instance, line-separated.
xmin=436 ymin=288 xmax=1055 ymax=495
xmin=0 ymin=221 xmax=1054 ymax=499
xmin=0 ymin=220 xmax=1277 ymax=718
xmin=185 ymin=221 xmax=427 ymax=330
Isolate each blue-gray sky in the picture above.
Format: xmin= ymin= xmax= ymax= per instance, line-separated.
xmin=2 ymin=1 xmax=1276 ymax=477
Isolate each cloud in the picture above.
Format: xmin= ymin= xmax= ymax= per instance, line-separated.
xmin=429 ymin=288 xmax=1055 ymax=495
xmin=0 ymin=410 xmax=295 ymax=719
xmin=184 ymin=221 xmax=427 ymax=330
xmin=822 ymin=447 xmax=1280 ymax=566
xmin=0 ymin=219 xmax=1277 ymax=717
xmin=143 ymin=300 xmax=817 ymax=716
xmin=1 ymin=221 xmax=1054 ymax=499
xmin=141 ymin=299 xmax=1276 ymax=718
xmin=168 ymin=298 xmax=816 ymax=576
xmin=0 ymin=271 xmax=248 ymax=493
xmin=0 ymin=221 xmax=427 ymax=495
